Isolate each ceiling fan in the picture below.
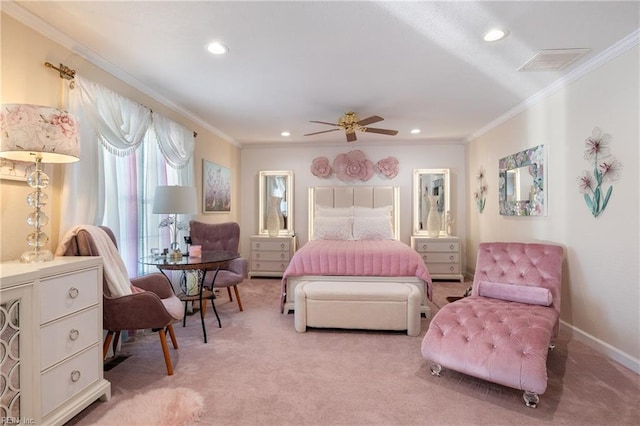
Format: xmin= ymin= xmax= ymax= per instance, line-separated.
xmin=304 ymin=111 xmax=399 ymax=142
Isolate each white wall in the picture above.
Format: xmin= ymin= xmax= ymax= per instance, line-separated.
xmin=466 ymin=46 xmax=639 ymax=372
xmin=241 ymin=141 xmax=466 ymax=255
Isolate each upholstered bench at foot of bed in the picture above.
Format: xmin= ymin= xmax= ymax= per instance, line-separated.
xmin=294 ymin=281 xmax=421 ymax=336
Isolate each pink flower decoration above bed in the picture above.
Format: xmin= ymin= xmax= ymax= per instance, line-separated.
xmin=376 ymin=156 xmax=399 ymax=179
xmin=311 ymin=156 xmax=333 ymax=178
xmin=333 ymin=150 xmax=375 ymax=182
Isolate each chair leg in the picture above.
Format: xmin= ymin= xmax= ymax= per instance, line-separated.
xmin=158 ymin=328 xmax=174 ymax=376
xmin=103 ymin=331 xmax=114 ymax=360
xmin=167 ymin=324 xmax=179 ymax=349
xmin=227 ymin=287 xmax=233 ymax=301
xmin=112 ymin=331 xmax=121 ymax=357
xmin=182 ymin=302 xmax=188 ymax=327
xmin=233 ymin=285 xmax=243 ymax=311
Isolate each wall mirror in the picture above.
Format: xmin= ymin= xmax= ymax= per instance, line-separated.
xmin=412 ymin=168 xmax=450 ymax=236
xmin=498 ymin=144 xmax=545 ymax=216
xmin=258 ymin=171 xmax=294 ymax=236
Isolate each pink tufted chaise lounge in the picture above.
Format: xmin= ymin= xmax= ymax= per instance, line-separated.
xmin=421 ymin=242 xmax=564 ymax=407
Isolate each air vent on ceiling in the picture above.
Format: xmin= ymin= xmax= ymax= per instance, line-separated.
xmin=518 ymin=48 xmax=591 ymax=71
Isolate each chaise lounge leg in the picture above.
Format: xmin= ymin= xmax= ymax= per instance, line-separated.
xmin=523 ymin=391 xmax=539 ymax=408
xmin=429 ymin=363 xmax=442 ymax=377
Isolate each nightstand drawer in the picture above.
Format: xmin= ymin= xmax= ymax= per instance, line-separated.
xmin=252 ymin=251 xmax=290 ymax=261
xmin=421 ymin=252 xmax=459 ymax=263
xmin=251 ymin=240 xmax=291 ymax=251
xmin=40 ymin=307 xmax=101 ymax=371
xmin=40 ymin=268 xmax=99 ymax=323
xmin=415 ymin=241 xmax=459 ymax=252
xmin=427 ymin=263 xmax=461 ymax=274
xmin=251 ymin=260 xmax=289 ymax=272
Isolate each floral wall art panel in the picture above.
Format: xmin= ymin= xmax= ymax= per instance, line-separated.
xmin=203 ymin=159 xmax=231 ymax=213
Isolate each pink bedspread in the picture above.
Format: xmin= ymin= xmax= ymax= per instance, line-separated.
xmin=281 ymin=240 xmax=433 ymax=310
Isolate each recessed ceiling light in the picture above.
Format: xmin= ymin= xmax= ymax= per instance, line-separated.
xmin=410 ymin=129 xmax=421 ymax=134
xmin=207 ymin=42 xmax=228 ymax=55
xmin=281 ymin=131 xmax=290 ymax=137
xmin=483 ymin=29 xmax=508 ymax=42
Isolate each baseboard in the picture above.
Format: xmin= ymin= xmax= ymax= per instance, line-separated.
xmin=559 ymin=320 xmax=640 ymax=374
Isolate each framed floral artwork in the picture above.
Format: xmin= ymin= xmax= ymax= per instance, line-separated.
xmin=202 ymin=159 xmax=231 ymax=213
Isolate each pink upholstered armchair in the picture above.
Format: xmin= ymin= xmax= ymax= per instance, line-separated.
xmin=60 ymin=226 xmax=183 ymax=376
xmin=189 ymin=221 xmax=248 ymax=311
xmin=421 ymin=242 xmax=564 ymax=407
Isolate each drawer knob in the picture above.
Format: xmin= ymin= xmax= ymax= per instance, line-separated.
xmin=280 ymin=264 xmax=286 ymax=270
xmin=68 ymin=287 xmax=79 ymax=299
xmin=449 ymin=255 xmax=454 ymax=261
xmin=449 ymin=244 xmax=455 ymax=250
xmin=280 ymin=243 xmax=285 ymax=249
xmin=256 ymin=243 xmax=261 ymax=248
xmin=69 ymin=329 xmax=80 ymax=341
xmin=71 ymin=370 xmax=81 ymax=383
xmin=449 ymin=266 xmax=455 ymax=272
xmin=255 ymin=263 xmax=260 ymax=269
xmin=421 ymin=244 xmax=427 ymax=250
xmin=280 ymin=253 xmax=285 ymax=259
xmin=256 ymin=253 xmax=261 ymax=259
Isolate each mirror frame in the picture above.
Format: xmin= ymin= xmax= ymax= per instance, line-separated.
xmin=498 ymin=144 xmax=546 ymax=216
xmin=258 ymin=170 xmax=294 ymax=236
xmin=412 ymin=168 xmax=450 ymax=236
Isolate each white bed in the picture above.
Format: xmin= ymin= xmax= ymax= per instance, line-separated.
xmin=281 ymin=186 xmax=432 ymax=316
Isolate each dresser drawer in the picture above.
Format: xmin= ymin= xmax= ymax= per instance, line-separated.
xmin=41 ymin=345 xmax=101 ymax=416
xmin=252 ymin=251 xmax=290 ymax=261
xmin=40 ymin=268 xmax=99 ymax=323
xmin=420 ymin=252 xmax=459 ymax=263
xmin=40 ymin=307 xmax=101 ymax=371
xmin=251 ymin=240 xmax=290 ymax=251
xmin=415 ymin=241 xmax=459 ymax=252
xmin=427 ymin=263 xmax=461 ymax=274
xmin=251 ymin=260 xmax=289 ymax=273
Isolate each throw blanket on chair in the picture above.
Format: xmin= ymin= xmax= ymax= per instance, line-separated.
xmin=56 ymin=225 xmax=133 ymax=297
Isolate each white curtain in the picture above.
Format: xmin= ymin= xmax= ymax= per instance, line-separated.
xmin=60 ymin=76 xmax=195 ymax=275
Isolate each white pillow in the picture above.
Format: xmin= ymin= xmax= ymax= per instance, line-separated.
xmin=313 ymin=217 xmax=353 ymax=240
xmin=353 ymin=205 xmax=392 ymax=218
xmin=315 ymin=205 xmax=353 ymax=217
xmin=352 ymin=217 xmax=393 ymax=240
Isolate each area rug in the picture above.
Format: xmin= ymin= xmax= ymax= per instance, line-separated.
xmin=92 ymin=387 xmax=204 ymax=426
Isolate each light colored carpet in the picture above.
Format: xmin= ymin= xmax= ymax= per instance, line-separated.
xmin=91 ymin=387 xmax=203 ymax=426
xmin=68 ymin=278 xmax=640 ymax=425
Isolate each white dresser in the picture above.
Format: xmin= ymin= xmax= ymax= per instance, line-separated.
xmin=0 ymin=257 xmax=111 ymax=425
xmin=248 ymin=235 xmax=296 ymax=278
xmin=411 ymin=236 xmax=464 ymax=282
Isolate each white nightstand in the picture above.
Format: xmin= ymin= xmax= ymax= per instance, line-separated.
xmin=249 ymin=235 xmax=297 ymax=278
xmin=411 ymin=236 xmax=464 ymax=282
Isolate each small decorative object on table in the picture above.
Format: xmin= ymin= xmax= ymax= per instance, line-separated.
xmin=577 ymin=127 xmax=622 ymax=218
xmin=153 ymin=185 xmax=197 ymax=260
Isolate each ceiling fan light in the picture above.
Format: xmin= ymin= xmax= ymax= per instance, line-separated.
xmin=483 ymin=28 xmax=508 ymax=42
xmin=207 ymin=42 xmax=228 ymax=55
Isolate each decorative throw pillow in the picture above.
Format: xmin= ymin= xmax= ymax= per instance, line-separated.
xmin=353 ymin=205 xmax=392 ymax=218
xmin=313 ymin=217 xmax=353 ymax=240
xmin=315 ymin=205 xmax=353 ymax=217
xmin=352 ymin=216 xmax=393 ymax=240
xmin=478 ymin=281 xmax=553 ymax=306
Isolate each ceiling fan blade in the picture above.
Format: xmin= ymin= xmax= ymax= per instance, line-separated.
xmin=362 ymin=127 xmax=399 ymax=136
xmin=357 ymin=115 xmax=384 ymax=126
xmin=304 ymin=128 xmax=341 ymax=136
xmin=310 ymin=120 xmax=340 ymax=126
xmin=346 ymin=131 xmax=357 ymax=142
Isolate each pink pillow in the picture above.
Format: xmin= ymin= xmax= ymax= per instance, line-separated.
xmin=477 ymin=281 xmax=552 ymax=306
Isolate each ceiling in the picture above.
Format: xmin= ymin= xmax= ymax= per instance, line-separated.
xmin=5 ymin=1 xmax=639 ymax=146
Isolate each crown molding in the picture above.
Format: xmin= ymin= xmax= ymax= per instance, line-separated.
xmin=2 ymin=1 xmax=238 ymax=147
xmin=466 ymin=28 xmax=640 ymax=143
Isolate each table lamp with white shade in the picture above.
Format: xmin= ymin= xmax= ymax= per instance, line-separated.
xmin=0 ymin=104 xmax=80 ymax=263
xmin=152 ymin=185 xmax=197 ymax=260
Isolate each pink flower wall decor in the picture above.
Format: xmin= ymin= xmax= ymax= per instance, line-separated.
xmin=375 ymin=156 xmax=399 ymax=179
xmin=333 ymin=150 xmax=375 ymax=182
xmin=311 ymin=156 xmax=333 ymax=178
